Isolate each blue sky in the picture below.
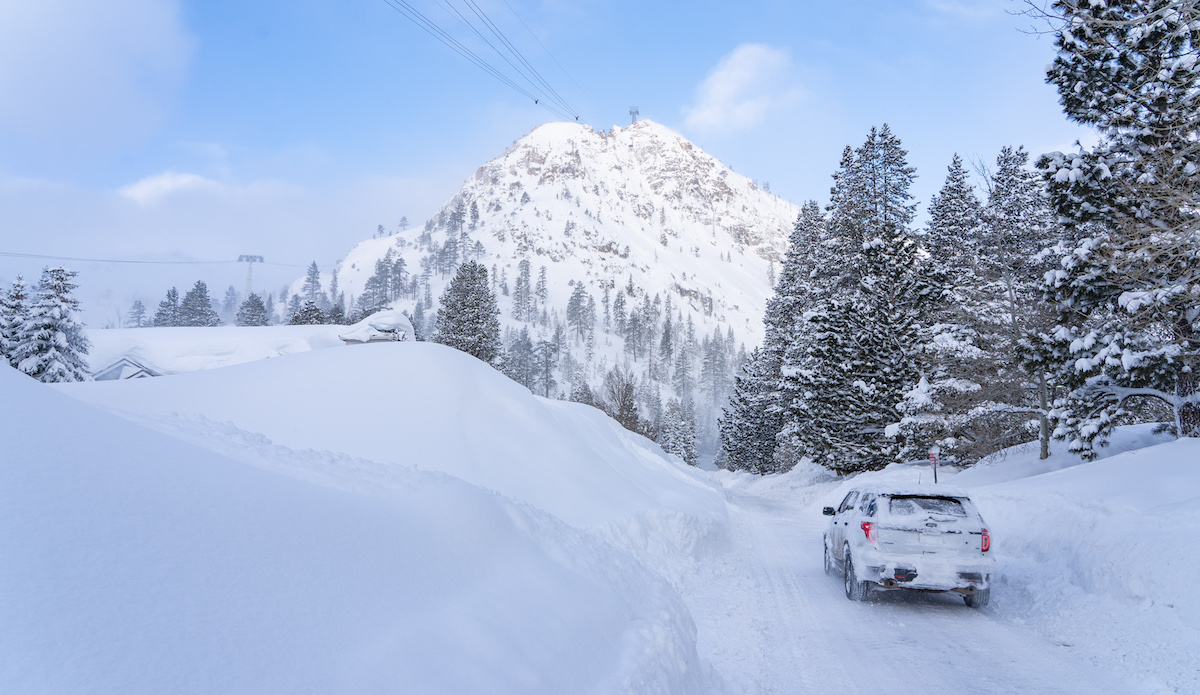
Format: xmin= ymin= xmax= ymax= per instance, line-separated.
xmin=0 ymin=0 xmax=1092 ymax=318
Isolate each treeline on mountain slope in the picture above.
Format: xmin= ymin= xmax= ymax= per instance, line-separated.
xmin=721 ymin=1 xmax=1200 ymax=474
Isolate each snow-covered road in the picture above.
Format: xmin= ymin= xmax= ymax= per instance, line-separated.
xmin=682 ymin=487 xmax=1134 ymax=695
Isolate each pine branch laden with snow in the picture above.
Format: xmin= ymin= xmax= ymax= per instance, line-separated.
xmin=12 ymin=267 xmax=91 ymax=383
xmin=1035 ymin=0 xmax=1200 ymax=453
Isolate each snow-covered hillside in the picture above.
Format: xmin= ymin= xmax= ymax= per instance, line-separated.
xmin=327 ymin=120 xmax=796 ymax=347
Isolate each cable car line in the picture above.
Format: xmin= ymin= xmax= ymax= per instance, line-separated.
xmin=381 ymin=0 xmax=581 ymax=122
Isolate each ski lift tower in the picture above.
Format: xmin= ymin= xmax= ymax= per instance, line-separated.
xmin=629 ymin=106 xmax=639 ymax=125
xmin=238 ymin=255 xmax=264 ymax=297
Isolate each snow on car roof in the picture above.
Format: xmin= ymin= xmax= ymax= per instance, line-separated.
xmin=849 ymin=483 xmax=971 ymax=498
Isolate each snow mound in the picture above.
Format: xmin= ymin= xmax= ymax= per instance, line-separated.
xmin=1 ymin=364 xmax=717 ymax=693
xmin=59 ymin=341 xmax=727 ymax=537
xmin=86 ymin=325 xmax=349 ymax=375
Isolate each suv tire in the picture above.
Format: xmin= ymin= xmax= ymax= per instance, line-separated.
xmin=964 ymin=587 xmax=990 ymax=608
xmin=843 ymin=545 xmax=868 ymax=601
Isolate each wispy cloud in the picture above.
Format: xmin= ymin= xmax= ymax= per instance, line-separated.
xmin=683 ymin=44 xmax=804 ymax=135
xmin=118 ymin=172 xmax=222 ymax=205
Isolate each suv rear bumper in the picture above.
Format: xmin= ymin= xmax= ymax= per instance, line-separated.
xmin=861 ymin=558 xmax=992 ymax=592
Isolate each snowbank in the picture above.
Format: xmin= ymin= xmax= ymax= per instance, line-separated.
xmin=962 ymin=437 xmax=1200 ymax=694
xmin=85 ymin=325 xmax=349 ymax=376
xmin=1 ymin=364 xmax=715 ymax=693
xmin=59 ymin=342 xmax=727 ymax=539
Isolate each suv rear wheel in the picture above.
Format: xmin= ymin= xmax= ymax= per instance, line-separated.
xmin=843 ymin=545 xmax=868 ymax=601
xmin=964 ymin=587 xmax=990 ymax=608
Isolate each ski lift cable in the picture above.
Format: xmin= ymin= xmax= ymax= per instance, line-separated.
xmin=382 ymin=0 xmax=551 ymax=110
xmin=429 ymin=0 xmax=575 ymax=120
xmin=382 ymin=0 xmax=576 ymax=122
xmin=383 ymin=0 xmax=541 ymax=105
xmin=459 ymin=0 xmax=578 ymax=118
xmin=496 ymin=0 xmax=604 ymax=118
xmin=459 ymin=0 xmax=573 ymax=114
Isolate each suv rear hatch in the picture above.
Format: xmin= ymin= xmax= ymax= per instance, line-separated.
xmin=877 ymin=495 xmax=983 ymax=557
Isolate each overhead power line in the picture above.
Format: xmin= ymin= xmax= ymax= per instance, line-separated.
xmin=0 ymin=250 xmax=322 ymax=270
xmin=381 ymin=0 xmax=587 ymax=122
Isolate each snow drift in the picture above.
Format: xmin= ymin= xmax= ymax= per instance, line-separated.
xmin=3 ymin=362 xmax=719 ymax=693
xmin=60 ymin=341 xmax=727 ymax=545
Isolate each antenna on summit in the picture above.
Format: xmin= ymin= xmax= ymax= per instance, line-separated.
xmin=629 ymin=106 xmax=639 ymax=124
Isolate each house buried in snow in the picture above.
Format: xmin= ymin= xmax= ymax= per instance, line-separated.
xmin=338 ymin=309 xmax=415 ymax=345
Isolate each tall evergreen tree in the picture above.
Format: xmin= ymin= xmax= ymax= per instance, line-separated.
xmin=924 ymin=154 xmax=982 ymax=272
xmin=302 ymin=261 xmax=328 ymax=311
xmin=179 ymin=281 xmax=221 ymax=327
xmin=236 ymin=293 xmax=270 ymax=326
xmin=434 ymin=261 xmax=501 ymax=364
xmin=221 ymin=286 xmax=239 ymax=321
xmin=13 ymin=267 xmax=90 ymax=382
xmin=126 ymin=299 xmax=147 ymax=328
xmin=289 ymin=300 xmax=325 ymax=325
xmin=1032 ymin=0 xmax=1200 ymax=449
xmin=719 ymin=347 xmax=782 ymax=473
xmin=1 ymin=275 xmax=30 ymax=366
xmin=154 ymin=287 xmax=181 ymax=327
xmin=503 ymin=327 xmax=536 ymax=388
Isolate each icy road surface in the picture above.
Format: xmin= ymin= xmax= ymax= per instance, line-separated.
xmin=683 ymin=488 xmax=1131 ymax=695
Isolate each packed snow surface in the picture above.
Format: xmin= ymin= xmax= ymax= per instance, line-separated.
xmin=11 ymin=336 xmax=1195 ymax=693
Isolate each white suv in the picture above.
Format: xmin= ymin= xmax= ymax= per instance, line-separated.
xmin=822 ymin=484 xmax=993 ymax=607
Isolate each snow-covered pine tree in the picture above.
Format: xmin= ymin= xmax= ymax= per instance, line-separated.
xmin=154 ymin=287 xmax=181 ymax=327
xmin=221 ymin=286 xmax=239 ymax=321
xmin=730 ymin=200 xmax=826 ymax=472
xmin=566 ymin=283 xmax=591 ymax=342
xmin=264 ymin=293 xmax=277 ymax=325
xmin=924 ymin=154 xmax=982 ymax=272
xmin=179 ymin=281 xmax=221 ymax=327
xmin=532 ymin=337 xmax=559 ymax=397
xmin=659 ymin=397 xmax=698 ymax=466
xmin=1032 ymin=0 xmax=1200 ymax=450
xmin=236 ymin=293 xmax=269 ymax=326
xmin=13 ymin=266 xmax=90 ymax=382
xmin=719 ymin=347 xmax=782 ymax=473
xmin=434 ymin=260 xmax=501 ymax=365
xmin=512 ymin=259 xmax=532 ymax=322
xmin=126 ymin=300 xmax=147 ymax=328
xmin=302 ymin=262 xmax=329 ymax=311
xmin=783 ymin=225 xmax=946 ymax=473
xmin=289 ymin=299 xmax=325 ymax=325
xmin=1 ymin=275 xmax=30 ymax=366
xmin=502 ymin=326 xmax=535 ymax=388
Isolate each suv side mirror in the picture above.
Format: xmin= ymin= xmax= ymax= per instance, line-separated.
xmin=822 ymin=507 xmax=836 ymax=516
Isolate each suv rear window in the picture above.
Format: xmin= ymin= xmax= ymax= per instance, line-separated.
xmin=888 ymin=496 xmax=967 ymax=517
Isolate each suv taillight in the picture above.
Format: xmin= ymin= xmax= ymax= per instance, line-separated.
xmin=981 ymin=528 xmax=990 ymax=553
xmin=861 ymin=521 xmax=877 ymax=543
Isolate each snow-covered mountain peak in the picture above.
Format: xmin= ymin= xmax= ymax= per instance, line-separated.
xmin=327 ymin=119 xmax=798 ymax=353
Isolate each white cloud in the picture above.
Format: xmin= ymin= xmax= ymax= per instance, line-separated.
xmin=683 ymin=44 xmax=804 ymax=135
xmin=118 ymin=172 xmax=222 ymax=205
xmin=0 ymin=0 xmax=193 ymax=143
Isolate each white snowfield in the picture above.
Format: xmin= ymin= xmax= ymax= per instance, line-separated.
xmin=4 ymin=343 xmax=1195 ymax=693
